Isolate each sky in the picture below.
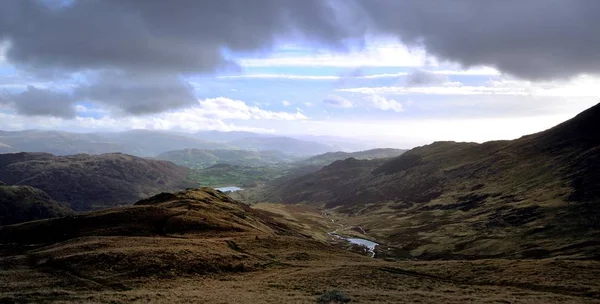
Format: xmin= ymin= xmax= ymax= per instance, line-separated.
xmin=0 ymin=0 xmax=599 ymax=148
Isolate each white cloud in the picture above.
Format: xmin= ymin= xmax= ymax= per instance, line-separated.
xmin=240 ymin=43 xmax=429 ymax=68
xmin=218 ymin=74 xmax=340 ymax=80
xmin=282 ymin=100 xmax=291 ymax=106
xmin=216 ymin=67 xmax=500 ymax=81
xmin=323 ymin=95 xmax=353 ymax=108
xmin=337 ymin=75 xmax=600 ymax=97
xmin=0 ymin=42 xmax=7 ymax=63
xmin=197 ymin=97 xmax=307 ymax=121
xmin=366 ymin=95 xmax=404 ymax=112
xmin=281 ymin=114 xmax=579 ymax=148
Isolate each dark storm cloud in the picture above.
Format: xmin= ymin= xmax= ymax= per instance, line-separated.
xmin=405 ymin=70 xmax=448 ymax=87
xmin=76 ymin=72 xmax=197 ymax=115
xmin=2 ymin=0 xmax=600 ymax=79
xmin=1 ymin=0 xmax=599 ymax=117
xmin=0 ymin=0 xmax=353 ymax=74
xmin=355 ymin=0 xmax=600 ymax=80
xmin=3 ymin=86 xmax=76 ymax=118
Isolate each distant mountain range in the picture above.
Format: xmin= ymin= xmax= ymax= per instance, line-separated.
xmin=260 ymin=103 xmax=600 ymax=259
xmin=0 ymin=152 xmax=193 ymax=211
xmin=0 ymin=130 xmax=343 ymax=157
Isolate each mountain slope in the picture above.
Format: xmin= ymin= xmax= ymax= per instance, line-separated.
xmin=0 ymin=152 xmax=193 ymax=211
xmin=261 ymin=103 xmax=600 ymax=259
xmin=0 ymin=183 xmax=73 ymax=226
xmin=296 ymin=148 xmax=407 ymax=167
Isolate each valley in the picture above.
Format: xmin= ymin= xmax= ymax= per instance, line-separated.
xmin=2 ymin=2 xmax=599 ymax=303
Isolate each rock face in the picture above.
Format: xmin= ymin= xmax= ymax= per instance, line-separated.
xmin=261 ymin=103 xmax=600 ymax=259
xmin=0 ymin=184 xmax=73 ymax=226
xmin=0 ymin=152 xmax=194 ymax=211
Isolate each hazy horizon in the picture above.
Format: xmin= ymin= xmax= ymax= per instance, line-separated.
xmin=1 ymin=1 xmax=599 ymax=148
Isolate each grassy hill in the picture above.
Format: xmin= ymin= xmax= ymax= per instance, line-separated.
xmin=0 ymin=152 xmax=194 ymax=211
xmin=260 ymin=103 xmax=600 ymax=259
xmin=0 ymin=183 xmax=73 ymax=226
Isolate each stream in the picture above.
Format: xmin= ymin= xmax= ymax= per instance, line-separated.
xmin=329 ymin=233 xmax=379 ymax=257
xmin=323 ymin=210 xmax=379 ymax=257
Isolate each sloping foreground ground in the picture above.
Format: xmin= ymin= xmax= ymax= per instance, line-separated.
xmin=0 ymin=189 xmax=599 ymax=303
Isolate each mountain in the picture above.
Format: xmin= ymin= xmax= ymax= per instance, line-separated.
xmin=157 ymin=148 xmax=300 ymax=169
xmin=0 ymin=129 xmax=231 ymax=157
xmin=0 ymin=130 xmax=128 ymax=155
xmin=0 ymin=183 xmax=73 ymax=226
xmin=0 ymin=129 xmax=337 ymax=157
xmin=0 ymin=152 xmax=193 ymax=211
xmin=296 ymin=148 xmax=407 ymax=167
xmin=261 ymin=103 xmax=600 ymax=259
xmin=229 ymin=136 xmax=335 ymax=156
xmin=97 ymin=130 xmax=232 ymax=156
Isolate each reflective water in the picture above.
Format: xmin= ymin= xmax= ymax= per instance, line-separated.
xmin=215 ymin=186 xmax=243 ymax=192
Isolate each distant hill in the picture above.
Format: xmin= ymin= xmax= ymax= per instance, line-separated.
xmin=261 ymin=103 xmax=600 ymax=259
xmin=0 ymin=183 xmax=73 ymax=226
xmin=296 ymin=148 xmax=407 ymax=167
xmin=0 ymin=152 xmax=193 ymax=211
xmin=0 ymin=129 xmax=337 ymax=157
xmin=157 ymin=149 xmax=300 ymax=169
xmin=97 ymin=130 xmax=232 ymax=156
xmin=0 ymin=130 xmax=129 ymax=155
xmin=229 ymin=137 xmax=335 ymax=156
xmin=194 ymin=130 xmax=270 ymax=142
xmin=0 ymin=129 xmax=230 ymax=157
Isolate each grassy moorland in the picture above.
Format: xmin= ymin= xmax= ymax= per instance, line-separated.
xmin=1 ymin=188 xmax=599 ymax=303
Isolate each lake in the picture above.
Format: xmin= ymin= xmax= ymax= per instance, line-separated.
xmin=215 ymin=186 xmax=243 ymax=192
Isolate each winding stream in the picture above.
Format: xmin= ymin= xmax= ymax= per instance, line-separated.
xmin=328 ymin=233 xmax=379 ymax=258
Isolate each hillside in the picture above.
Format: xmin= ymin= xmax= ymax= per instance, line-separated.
xmin=296 ymin=148 xmax=407 ymax=167
xmin=0 ymin=183 xmax=73 ymax=226
xmin=1 ymin=188 xmax=599 ymax=303
xmin=157 ymin=148 xmax=299 ymax=169
xmin=261 ymin=103 xmax=600 ymax=259
xmin=0 ymin=152 xmax=193 ymax=211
